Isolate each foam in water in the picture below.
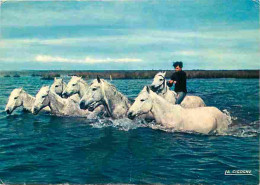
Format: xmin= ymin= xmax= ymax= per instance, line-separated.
xmin=90 ymin=117 xmax=147 ymax=131
xmin=223 ymin=120 xmax=260 ymax=137
xmin=220 ymin=109 xmax=259 ymax=137
xmin=88 ymin=108 xmax=259 ymax=137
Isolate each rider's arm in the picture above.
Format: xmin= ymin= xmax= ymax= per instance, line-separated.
xmin=167 ymin=73 xmax=177 ymax=86
xmin=170 ymin=72 xmax=178 ymax=84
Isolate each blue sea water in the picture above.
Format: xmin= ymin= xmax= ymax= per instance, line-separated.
xmin=0 ymin=76 xmax=259 ymax=184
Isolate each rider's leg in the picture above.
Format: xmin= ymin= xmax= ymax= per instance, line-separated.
xmin=176 ymin=92 xmax=186 ymax=104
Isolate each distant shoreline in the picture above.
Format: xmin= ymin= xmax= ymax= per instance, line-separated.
xmin=0 ymin=70 xmax=259 ymax=79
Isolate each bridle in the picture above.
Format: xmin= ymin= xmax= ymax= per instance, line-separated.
xmin=156 ymin=74 xmax=167 ymax=94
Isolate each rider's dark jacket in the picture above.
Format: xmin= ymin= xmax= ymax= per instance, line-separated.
xmin=170 ymin=71 xmax=187 ymax=93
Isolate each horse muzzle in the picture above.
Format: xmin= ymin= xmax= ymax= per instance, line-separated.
xmin=62 ymin=92 xmax=70 ymax=98
xmin=127 ymin=111 xmax=136 ymax=120
xmin=79 ymin=100 xmax=88 ymax=110
xmin=32 ymin=107 xmax=39 ymax=115
xmin=5 ymin=108 xmax=12 ymax=115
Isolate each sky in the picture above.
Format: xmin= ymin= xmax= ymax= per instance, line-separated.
xmin=0 ymin=0 xmax=259 ymax=70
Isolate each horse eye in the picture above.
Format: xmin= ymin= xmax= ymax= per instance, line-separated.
xmin=72 ymin=84 xmax=76 ymax=86
xmin=55 ymin=85 xmax=59 ymax=87
xmin=140 ymin=99 xmax=145 ymax=102
xmin=14 ymin=97 xmax=18 ymax=100
xmin=42 ymin=95 xmax=46 ymax=98
xmin=92 ymin=88 xmax=97 ymax=91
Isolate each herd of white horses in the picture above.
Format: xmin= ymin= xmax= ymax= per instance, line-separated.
xmin=5 ymin=72 xmax=230 ymax=134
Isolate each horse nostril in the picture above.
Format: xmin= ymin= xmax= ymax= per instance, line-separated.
xmin=79 ymin=101 xmax=86 ymax=109
xmin=128 ymin=112 xmax=135 ymax=120
xmin=62 ymin=92 xmax=69 ymax=98
xmin=6 ymin=109 xmax=10 ymax=114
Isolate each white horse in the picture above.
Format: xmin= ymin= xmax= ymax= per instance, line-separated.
xmin=79 ymin=76 xmax=154 ymax=120
xmin=79 ymin=77 xmax=131 ymax=119
xmin=62 ymin=76 xmax=89 ymax=99
xmin=5 ymin=88 xmax=50 ymax=114
xmin=50 ymin=77 xmax=67 ymax=97
xmin=32 ymin=86 xmax=104 ymax=118
xmin=150 ymin=72 xmax=205 ymax=108
xmin=128 ymin=86 xmax=229 ymax=134
xmin=50 ymin=77 xmax=81 ymax=103
xmin=5 ymin=78 xmax=67 ymax=115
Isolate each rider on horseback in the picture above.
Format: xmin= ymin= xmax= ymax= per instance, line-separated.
xmin=167 ymin=61 xmax=187 ymax=104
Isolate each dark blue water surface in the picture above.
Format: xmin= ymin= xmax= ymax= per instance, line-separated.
xmin=0 ymin=76 xmax=259 ymax=184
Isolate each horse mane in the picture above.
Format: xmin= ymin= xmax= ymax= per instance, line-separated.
xmin=20 ymin=89 xmax=34 ymax=99
xmin=62 ymin=81 xmax=67 ymax=88
xmin=78 ymin=78 xmax=89 ymax=87
xmin=102 ymin=79 xmax=129 ymax=104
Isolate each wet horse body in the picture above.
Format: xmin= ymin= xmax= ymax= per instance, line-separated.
xmin=128 ymin=86 xmax=229 ymax=134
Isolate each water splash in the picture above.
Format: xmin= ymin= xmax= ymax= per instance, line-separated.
xmin=88 ymin=109 xmax=259 ymax=137
xmin=223 ymin=120 xmax=260 ymax=137
xmin=90 ymin=117 xmax=147 ymax=131
xmin=219 ymin=109 xmax=259 ymax=137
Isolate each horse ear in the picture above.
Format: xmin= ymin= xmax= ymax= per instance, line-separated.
xmin=54 ymin=77 xmax=57 ymax=80
xmin=146 ymin=86 xmax=150 ymax=94
xmin=164 ymin=71 xmax=166 ymax=76
xmin=97 ymin=75 xmax=101 ymax=83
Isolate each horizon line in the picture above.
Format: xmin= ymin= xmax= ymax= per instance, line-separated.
xmin=0 ymin=69 xmax=259 ymax=72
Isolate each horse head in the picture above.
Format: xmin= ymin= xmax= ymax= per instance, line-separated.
xmin=79 ymin=76 xmax=104 ymax=112
xmin=150 ymin=71 xmax=166 ymax=92
xmin=128 ymin=86 xmax=153 ymax=120
xmin=5 ymin=88 xmax=23 ymax=114
xmin=32 ymin=86 xmax=50 ymax=115
xmin=62 ymin=76 xmax=88 ymax=98
xmin=50 ymin=77 xmax=66 ymax=96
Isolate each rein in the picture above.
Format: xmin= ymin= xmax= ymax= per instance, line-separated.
xmin=100 ymin=82 xmax=113 ymax=118
xmin=61 ymin=82 xmax=65 ymax=95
